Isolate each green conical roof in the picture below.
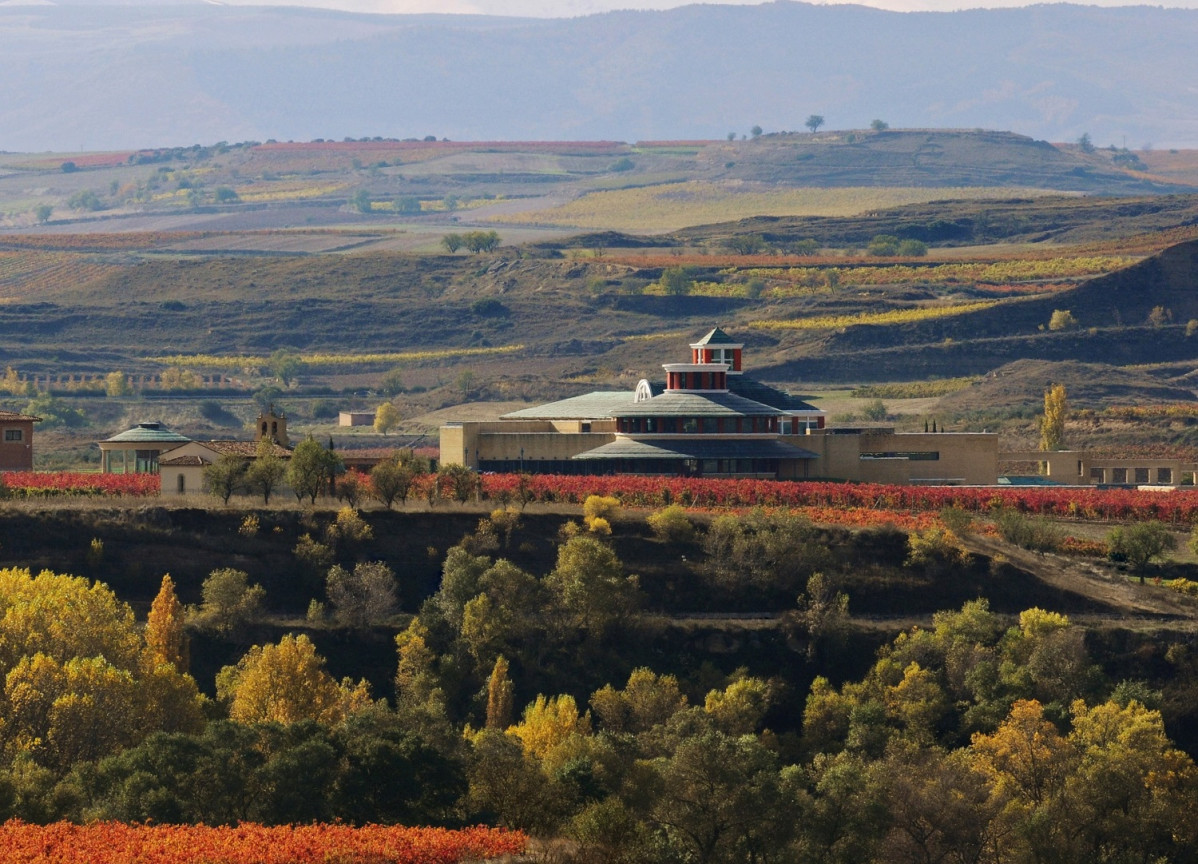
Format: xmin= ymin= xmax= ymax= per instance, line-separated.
xmin=105 ymin=422 xmax=191 ymax=444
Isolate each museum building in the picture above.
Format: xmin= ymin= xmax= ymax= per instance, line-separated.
xmin=441 ymin=328 xmax=1000 ymax=485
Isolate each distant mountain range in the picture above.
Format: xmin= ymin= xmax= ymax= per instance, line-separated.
xmin=3 ymin=1 xmax=1198 ymax=152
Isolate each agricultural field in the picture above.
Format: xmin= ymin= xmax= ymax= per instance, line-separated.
xmin=1 ymin=132 xmax=1198 ymax=863
xmin=498 ymin=181 xmax=1060 ymax=233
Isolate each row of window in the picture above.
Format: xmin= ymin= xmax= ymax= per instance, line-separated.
xmin=617 ymin=416 xmax=781 ymax=434
xmin=1090 ymin=466 xmax=1174 ymax=485
xmin=478 ymin=458 xmax=783 ymax=477
xmin=666 ymin=370 xmax=727 ymax=391
xmin=860 ymin=451 xmax=940 ymax=461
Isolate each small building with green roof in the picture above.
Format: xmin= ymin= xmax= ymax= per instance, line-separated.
xmin=99 ymin=421 xmax=192 ymax=473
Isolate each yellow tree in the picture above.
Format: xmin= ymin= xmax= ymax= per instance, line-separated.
xmin=704 ymin=676 xmax=773 ymax=735
xmin=216 ymin=633 xmax=370 ymax=726
xmin=1040 ymin=383 xmax=1067 ymax=451
xmin=590 ymin=667 xmax=687 ymax=734
xmin=485 ymin=655 xmax=515 ymax=729
xmin=1064 ymin=698 xmax=1198 ymax=859
xmin=507 ymin=693 xmax=591 ymax=760
xmin=145 ymin=574 xmax=188 ymax=673
xmin=0 ymin=568 xmax=204 ymax=769
xmin=373 ymin=401 xmax=400 ymax=436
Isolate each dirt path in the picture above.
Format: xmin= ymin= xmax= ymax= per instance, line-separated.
xmin=964 ymin=534 xmax=1198 ymax=626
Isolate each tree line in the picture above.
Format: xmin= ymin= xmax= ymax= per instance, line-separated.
xmin=0 ymin=505 xmax=1195 ymax=863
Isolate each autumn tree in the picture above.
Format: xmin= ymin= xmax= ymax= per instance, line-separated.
xmin=485 ymin=655 xmax=515 ymax=729
xmin=438 ymin=462 xmax=478 ymax=504
xmin=1107 ymin=519 xmax=1177 ymax=582
xmin=104 ymin=371 xmax=132 ymax=397
xmin=217 ymin=633 xmax=371 ymax=726
xmin=188 ymin=568 xmax=265 ymax=634
xmin=507 ymin=693 xmax=592 ymax=760
xmin=325 ymin=561 xmax=399 ymax=629
xmin=1048 ymin=308 xmax=1078 ymax=331
xmin=370 ymin=451 xmax=425 ymax=509
xmin=245 ymin=438 xmax=286 ymax=504
xmin=393 ymin=618 xmax=453 ymax=743
xmin=463 ymin=230 xmax=500 ymax=253
xmin=590 ymin=667 xmax=687 ymax=734
xmin=1040 ymin=383 xmax=1067 ymax=451
xmin=267 ymin=349 xmax=304 ymax=387
xmin=203 ymin=452 xmax=248 ymax=504
xmin=658 ymin=266 xmax=692 ymax=296
xmin=704 ymin=675 xmax=774 ymax=735
xmin=373 ymin=401 xmax=400 ymax=436
xmin=544 ymin=534 xmax=640 ymax=635
xmin=704 ymin=508 xmax=830 ymax=593
xmin=145 ymin=574 xmax=188 ymax=673
xmin=647 ymin=711 xmax=795 ymax=864
xmin=646 ymin=504 xmax=695 ymax=543
xmin=0 ymin=568 xmax=204 ymax=770
xmin=466 ymin=728 xmax=564 ymax=832
xmin=287 ymin=436 xmax=342 ymax=503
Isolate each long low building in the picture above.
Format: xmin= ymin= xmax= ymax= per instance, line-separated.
xmin=441 ymin=328 xmax=999 ymax=485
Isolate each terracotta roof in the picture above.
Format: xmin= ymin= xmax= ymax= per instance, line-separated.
xmin=204 ymin=440 xmax=292 ymax=458
xmin=0 ymin=411 xmax=41 ymax=422
xmin=160 ymin=455 xmax=209 ymax=467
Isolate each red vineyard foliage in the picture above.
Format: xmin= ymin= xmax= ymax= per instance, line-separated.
xmin=476 ymin=474 xmax=1198 ymax=524
xmin=0 ymin=821 xmax=525 ymax=864
xmin=15 ymin=152 xmax=137 ymax=169
xmin=2 ymin=472 xmax=161 ymax=497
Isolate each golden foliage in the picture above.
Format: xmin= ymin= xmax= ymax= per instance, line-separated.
xmin=145 ymin=574 xmax=188 ymax=673
xmin=1040 ymin=383 xmax=1067 ymax=451
xmin=149 ymin=344 xmax=524 ymax=370
xmin=751 ymin=301 xmax=1000 ymax=331
xmin=507 ymin=694 xmax=592 ymax=760
xmin=217 ymin=633 xmax=371 ymax=726
xmin=0 ymin=568 xmax=204 ymax=768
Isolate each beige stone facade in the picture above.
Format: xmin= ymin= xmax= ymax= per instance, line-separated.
xmin=1000 ymin=450 xmax=1198 ymax=487
xmin=807 ymin=428 xmax=999 ymax=485
xmin=439 ymin=328 xmax=1001 ymax=485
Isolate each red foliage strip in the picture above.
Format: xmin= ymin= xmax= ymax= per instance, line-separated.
xmin=2 ymin=472 xmax=160 ymax=497
xmin=0 ymin=821 xmax=525 ymax=864
xmin=478 ymin=474 xmax=1198 ymax=524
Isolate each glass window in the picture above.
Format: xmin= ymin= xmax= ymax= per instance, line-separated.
xmin=135 ymin=449 xmax=159 ymax=473
xmin=1112 ymin=468 xmax=1127 ymax=484
xmin=3 ymin=429 xmax=21 ymax=442
xmin=1134 ymin=467 xmax=1150 ymax=485
xmin=1158 ymin=467 xmax=1173 ymax=484
xmin=1089 ymin=467 xmax=1104 ymax=483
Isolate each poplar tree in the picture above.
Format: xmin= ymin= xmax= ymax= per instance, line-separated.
xmin=145 ymin=574 xmax=189 ymax=673
xmin=1040 ymin=383 xmax=1067 ymax=451
xmin=485 ymin=655 xmax=515 ymax=729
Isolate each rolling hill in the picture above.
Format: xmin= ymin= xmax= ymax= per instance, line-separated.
xmin=3 ymin=2 xmax=1198 ymax=152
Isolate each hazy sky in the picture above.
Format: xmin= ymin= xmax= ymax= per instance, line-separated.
xmin=217 ymin=0 xmax=1198 ymax=15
